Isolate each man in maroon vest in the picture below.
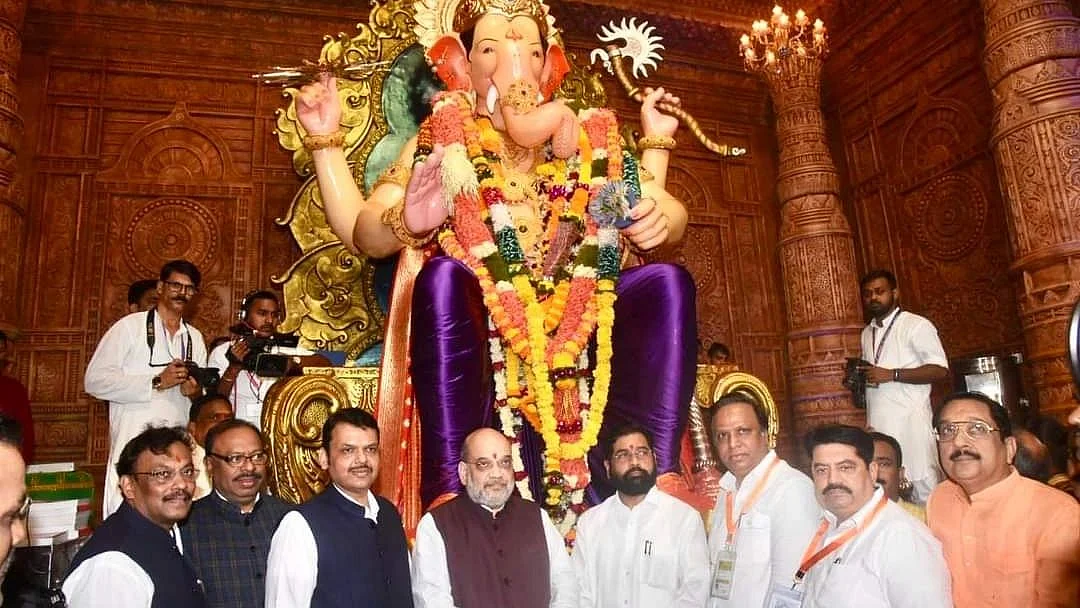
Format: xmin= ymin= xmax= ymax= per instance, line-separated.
xmin=411 ymin=428 xmax=577 ymax=607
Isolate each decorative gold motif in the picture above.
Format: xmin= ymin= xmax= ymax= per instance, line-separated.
xmin=262 ymin=374 xmax=354 ymax=504
xmin=301 ymin=366 xmax=382 ymax=412
xmin=381 ymin=200 xmax=436 ymax=248
xmin=637 ymin=134 xmax=676 ymax=151
xmin=302 ymin=130 xmax=347 ymax=151
xmin=373 ymin=161 xmax=412 ymax=190
xmin=452 ymin=0 xmax=550 ymax=37
xmin=500 ymin=79 xmax=540 ymax=114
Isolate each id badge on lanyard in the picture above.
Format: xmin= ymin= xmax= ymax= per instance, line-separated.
xmin=765 ymin=584 xmax=804 ymax=608
xmin=710 ymin=543 xmax=736 ymax=599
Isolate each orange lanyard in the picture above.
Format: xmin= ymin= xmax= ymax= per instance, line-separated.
xmin=794 ymin=494 xmax=888 ymax=584
xmin=724 ymin=457 xmax=782 ymax=543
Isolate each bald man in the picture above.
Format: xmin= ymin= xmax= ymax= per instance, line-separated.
xmin=410 ymin=429 xmax=577 ymax=608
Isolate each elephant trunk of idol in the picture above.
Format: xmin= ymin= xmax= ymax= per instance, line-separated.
xmin=488 ymin=48 xmax=578 ymax=159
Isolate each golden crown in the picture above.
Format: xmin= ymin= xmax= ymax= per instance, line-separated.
xmin=452 ymin=0 xmax=550 ymax=38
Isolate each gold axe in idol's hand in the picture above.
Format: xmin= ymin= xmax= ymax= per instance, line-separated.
xmin=590 ymin=18 xmax=747 ymax=158
xmin=252 ymin=57 xmax=392 ymax=86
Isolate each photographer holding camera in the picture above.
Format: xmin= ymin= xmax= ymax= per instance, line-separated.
xmin=209 ymin=290 xmax=290 ymax=427
xmin=85 ymin=259 xmax=211 ymax=518
xmin=856 ymin=269 xmax=948 ymax=504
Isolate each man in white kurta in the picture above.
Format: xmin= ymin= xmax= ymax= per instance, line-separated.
xmin=574 ymin=426 xmax=709 ymax=608
xmin=859 ymin=270 xmax=948 ymax=502
xmin=706 ymin=395 xmax=820 ymax=607
xmin=798 ymin=424 xmax=951 ymax=608
xmin=85 ymin=261 xmax=207 ymax=518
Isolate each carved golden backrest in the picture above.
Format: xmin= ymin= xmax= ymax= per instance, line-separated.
xmin=262 ymin=368 xmax=381 ymax=504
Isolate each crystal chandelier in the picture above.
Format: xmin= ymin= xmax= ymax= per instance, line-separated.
xmin=739 ymin=5 xmax=828 ymax=73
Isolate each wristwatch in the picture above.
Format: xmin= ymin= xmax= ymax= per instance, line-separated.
xmin=152 ymin=375 xmax=162 ymax=390
xmin=893 ymin=369 xmax=900 ymax=382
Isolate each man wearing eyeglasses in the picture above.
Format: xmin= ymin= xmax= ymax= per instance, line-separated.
xmin=411 ymin=428 xmax=576 ymax=608
xmin=573 ymin=423 xmax=708 ymax=608
xmin=186 ymin=394 xmax=236 ymax=500
xmin=927 ymin=392 xmax=1080 ymax=607
xmin=181 ymin=419 xmax=291 ymax=608
xmin=63 ymin=426 xmax=206 ymax=608
xmin=86 ymin=259 xmax=209 ymax=519
xmin=265 ymin=407 xmax=412 ymax=608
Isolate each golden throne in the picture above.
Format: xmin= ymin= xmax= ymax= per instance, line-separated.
xmin=262 ymin=0 xmax=780 ymax=520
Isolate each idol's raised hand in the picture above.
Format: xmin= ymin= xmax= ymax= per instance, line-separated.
xmin=403 ymin=144 xmax=450 ymax=235
xmin=295 ymin=73 xmax=343 ymax=136
xmin=640 ymin=86 xmax=681 ymax=139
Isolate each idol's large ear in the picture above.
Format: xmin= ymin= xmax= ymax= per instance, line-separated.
xmin=428 ymin=34 xmax=472 ymax=91
xmin=540 ymin=44 xmax=570 ymax=101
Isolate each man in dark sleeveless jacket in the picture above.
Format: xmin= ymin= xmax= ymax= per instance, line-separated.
xmin=411 ymin=428 xmax=577 ymax=607
xmin=265 ymin=408 xmax=412 ymax=608
xmin=62 ymin=425 xmax=206 ymax=608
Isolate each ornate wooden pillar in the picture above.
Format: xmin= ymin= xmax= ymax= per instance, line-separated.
xmin=981 ymin=0 xmax=1080 ymax=419
xmin=0 ymin=0 xmax=26 ymax=324
xmin=767 ymin=59 xmax=865 ymax=436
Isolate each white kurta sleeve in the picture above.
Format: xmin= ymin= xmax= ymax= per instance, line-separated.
xmin=410 ymin=512 xmax=459 ymax=608
xmin=62 ymin=552 xmax=154 ymax=608
xmin=910 ymin=318 xmax=948 ymax=368
xmin=84 ymin=316 xmax=154 ymax=403
xmin=265 ymin=510 xmax=318 ymax=608
xmin=207 ymin=341 xmax=230 ymax=373
xmin=769 ymin=477 xmax=823 ymax=589
xmin=675 ymin=510 xmax=710 ymax=608
xmin=880 ymin=527 xmax=953 ymax=608
xmin=570 ymin=513 xmax=596 ymax=608
xmin=540 ymin=509 xmax=578 ymax=608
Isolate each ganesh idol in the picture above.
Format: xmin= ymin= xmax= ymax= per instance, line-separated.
xmin=294 ymin=0 xmax=696 ymax=531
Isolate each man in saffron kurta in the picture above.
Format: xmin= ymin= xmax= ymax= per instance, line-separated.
xmin=928 ymin=392 xmax=1080 ymax=607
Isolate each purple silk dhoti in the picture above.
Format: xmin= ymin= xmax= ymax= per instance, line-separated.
xmin=410 ymin=256 xmax=696 ymax=507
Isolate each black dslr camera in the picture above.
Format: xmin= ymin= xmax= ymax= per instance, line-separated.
xmin=842 ymin=357 xmax=870 ymax=409
xmin=184 ymin=361 xmax=221 ymax=390
xmin=227 ymin=328 xmax=299 ymax=377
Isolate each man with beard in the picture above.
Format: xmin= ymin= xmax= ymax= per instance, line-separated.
xmin=858 ymin=269 xmax=947 ymax=503
xmin=186 ymin=394 xmax=235 ymax=500
xmin=265 ymin=408 xmax=412 ymax=608
xmin=209 ymin=290 xmax=283 ymax=426
xmin=86 ymin=259 xmax=208 ymax=518
xmin=181 ymin=419 xmax=291 ymax=608
xmin=870 ymin=431 xmax=926 ymax=522
xmin=706 ymin=395 xmax=819 ymax=607
xmin=927 ymin=392 xmax=1079 ymax=607
xmin=411 ymin=428 xmax=576 ymax=608
xmin=797 ymin=425 xmax=950 ymax=608
xmin=62 ymin=426 xmax=206 ymax=608
xmin=0 ymin=414 xmax=28 ymax=597
xmin=573 ymin=424 xmax=708 ymax=607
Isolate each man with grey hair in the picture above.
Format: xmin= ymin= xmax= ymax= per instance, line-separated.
xmin=410 ymin=428 xmax=576 ymax=607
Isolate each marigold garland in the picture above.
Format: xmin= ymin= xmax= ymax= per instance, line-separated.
xmin=417 ymin=91 xmax=629 ymax=530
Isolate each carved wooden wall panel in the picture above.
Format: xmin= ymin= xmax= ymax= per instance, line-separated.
xmin=824 ymin=0 xmax=1024 ymax=376
xmin=14 ymin=0 xmax=791 ymax=474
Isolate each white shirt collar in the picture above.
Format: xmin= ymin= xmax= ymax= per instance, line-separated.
xmin=823 ymin=485 xmax=885 ymax=531
xmin=613 ymin=485 xmax=662 ymax=512
xmin=719 ymin=449 xmax=778 ymax=493
xmin=332 ymin=483 xmax=379 ymax=522
xmin=872 ymin=307 xmax=901 ymax=328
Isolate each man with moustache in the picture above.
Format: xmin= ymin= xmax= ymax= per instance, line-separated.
xmin=927 ymin=392 xmax=1080 ymax=607
xmin=186 ymin=394 xmax=235 ymax=500
xmin=858 ymin=269 xmax=948 ymax=502
xmin=796 ymin=425 xmax=950 ymax=608
xmin=86 ymin=259 xmax=208 ymax=518
xmin=411 ymin=428 xmax=576 ymax=608
xmin=265 ymin=408 xmax=412 ymax=608
xmin=870 ymin=431 xmax=925 ymax=522
xmin=0 ymin=415 xmax=28 ymax=597
xmin=182 ymin=419 xmax=291 ymax=608
xmin=705 ymin=394 xmax=818 ymax=608
xmin=209 ymin=290 xmax=283 ymax=426
xmin=63 ymin=426 xmax=206 ymax=608
xmin=573 ymin=424 xmax=708 ymax=608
